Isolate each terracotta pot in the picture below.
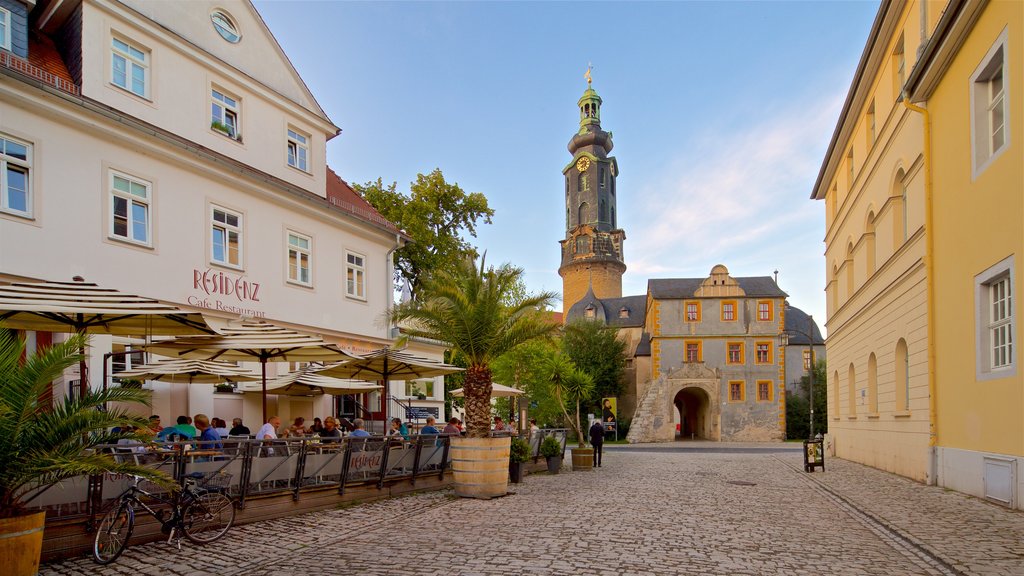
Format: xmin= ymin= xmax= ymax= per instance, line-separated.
xmin=571 ymin=447 xmax=594 ymax=471
xmin=0 ymin=511 xmax=46 ymax=576
xmin=450 ymin=436 xmax=511 ymax=499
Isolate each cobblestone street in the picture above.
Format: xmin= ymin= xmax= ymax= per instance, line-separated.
xmin=42 ymin=446 xmax=1024 ymax=576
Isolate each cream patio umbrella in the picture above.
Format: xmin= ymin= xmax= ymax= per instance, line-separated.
xmin=0 ymin=278 xmax=214 ymax=397
xmin=236 ymin=368 xmax=381 ymax=397
xmin=143 ymin=320 xmax=361 ymax=423
xmin=312 ymin=347 xmax=463 ymax=422
xmin=449 ymin=382 xmax=525 ymax=398
xmin=114 ymin=358 xmax=261 ymax=384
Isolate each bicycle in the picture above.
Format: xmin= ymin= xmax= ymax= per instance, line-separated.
xmin=93 ymin=471 xmax=236 ymax=564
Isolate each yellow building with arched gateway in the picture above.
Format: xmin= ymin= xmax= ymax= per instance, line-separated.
xmin=815 ymin=0 xmax=1022 ymax=508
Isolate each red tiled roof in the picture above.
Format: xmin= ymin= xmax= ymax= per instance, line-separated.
xmin=27 ymin=33 xmax=75 ymax=88
xmin=325 ymin=168 xmax=401 ymax=234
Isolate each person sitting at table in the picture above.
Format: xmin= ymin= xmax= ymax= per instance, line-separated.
xmin=255 ymin=416 xmax=281 ymax=456
xmin=194 ymin=414 xmax=223 ymax=451
xmin=212 ymin=417 xmax=229 ymax=439
xmin=157 ymin=415 xmax=196 ymax=441
xmin=388 ymin=417 xmax=409 ymax=441
xmin=420 ymin=416 xmax=440 ymax=435
xmin=148 ymin=415 xmax=163 ymax=434
xmin=285 ymin=416 xmax=306 ymax=437
xmin=308 ymin=417 xmax=325 ymax=435
xmin=320 ymin=417 xmax=342 ymax=442
xmin=349 ymin=418 xmax=370 ymax=437
xmin=492 ymin=416 xmax=507 ymax=432
xmin=442 ymin=417 xmax=461 ymax=436
xmin=116 ymin=425 xmax=148 ymax=454
xmin=229 ymin=417 xmax=251 ymax=436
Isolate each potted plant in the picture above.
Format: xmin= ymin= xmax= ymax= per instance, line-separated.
xmin=389 ymin=256 xmax=558 ymax=499
xmin=508 ymin=436 xmax=531 ymax=483
xmin=539 ymin=435 xmax=563 ymax=474
xmin=0 ymin=330 xmax=174 ymax=575
xmin=544 ymin=352 xmax=595 ymax=471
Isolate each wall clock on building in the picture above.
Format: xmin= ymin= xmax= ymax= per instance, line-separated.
xmin=576 ymin=157 xmax=591 ymax=172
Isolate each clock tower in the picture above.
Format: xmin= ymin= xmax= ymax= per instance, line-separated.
xmin=559 ymin=75 xmax=626 ymax=312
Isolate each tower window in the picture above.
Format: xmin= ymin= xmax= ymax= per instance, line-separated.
xmin=619 ymin=308 xmax=629 ymax=319
xmin=600 ymin=166 xmax=605 ymax=188
xmin=578 ymin=172 xmax=589 ymax=192
xmin=599 ymin=199 xmax=607 ymax=222
xmin=611 ymin=206 xmax=616 ymax=228
xmin=585 ymin=304 xmax=596 ymax=319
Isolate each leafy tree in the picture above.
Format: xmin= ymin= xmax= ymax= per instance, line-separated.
xmin=492 ymin=338 xmax=562 ymax=426
xmin=786 ymin=359 xmax=828 ymax=439
xmin=543 ymin=351 xmax=595 ymax=447
xmin=356 ymin=169 xmax=494 ymax=299
xmin=561 ymin=318 xmax=626 ymax=415
xmin=389 ymin=257 xmax=557 ymax=437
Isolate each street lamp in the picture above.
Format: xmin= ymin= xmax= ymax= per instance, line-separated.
xmin=783 ymin=313 xmax=818 ymax=439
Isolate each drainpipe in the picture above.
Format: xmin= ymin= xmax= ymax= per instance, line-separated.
xmin=903 ymin=96 xmax=938 ymax=485
xmin=382 ymin=233 xmax=404 ymax=423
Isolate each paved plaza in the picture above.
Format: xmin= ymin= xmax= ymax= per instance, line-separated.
xmin=42 ymin=445 xmax=1024 ymax=576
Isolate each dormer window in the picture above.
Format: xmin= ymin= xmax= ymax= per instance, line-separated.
xmin=585 ymin=305 xmax=596 ymax=319
xmin=211 ymin=11 xmax=241 ymax=43
xmin=619 ymin=308 xmax=629 ymax=319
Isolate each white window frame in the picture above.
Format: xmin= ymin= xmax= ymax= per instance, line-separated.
xmin=0 ymin=134 xmax=31 ymax=217
xmin=211 ymin=11 xmax=241 ymax=43
xmin=210 ymin=205 xmax=243 ymax=269
xmin=287 ymin=231 xmax=312 ymax=287
xmin=211 ymin=88 xmax=240 ymax=140
xmin=970 ymin=28 xmax=1010 ymax=179
xmin=345 ymin=251 xmax=366 ymax=300
xmin=111 ymin=35 xmax=149 ymax=99
xmin=286 ymin=128 xmax=309 ymax=173
xmin=976 ymin=255 xmax=1015 ymax=381
xmin=0 ymin=7 xmax=11 ymax=52
xmin=109 ymin=171 xmax=151 ymax=246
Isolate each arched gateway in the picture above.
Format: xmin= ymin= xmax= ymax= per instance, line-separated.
xmin=627 ymin=363 xmax=720 ymax=443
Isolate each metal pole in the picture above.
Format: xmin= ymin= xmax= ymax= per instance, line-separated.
xmin=808 ymin=314 xmax=815 ymax=439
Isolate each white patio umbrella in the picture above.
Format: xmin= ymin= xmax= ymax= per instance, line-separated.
xmin=0 ymin=278 xmax=214 ymax=397
xmin=312 ymin=347 xmax=463 ymax=421
xmin=449 ymin=383 xmax=525 ymax=398
xmin=144 ymin=320 xmax=361 ymax=423
xmin=114 ymin=358 xmax=260 ymax=384
xmin=236 ymin=370 xmax=380 ymax=397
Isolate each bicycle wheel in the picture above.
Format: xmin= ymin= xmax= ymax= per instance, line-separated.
xmin=182 ymin=491 xmax=235 ymax=543
xmin=93 ymin=502 xmax=134 ymax=564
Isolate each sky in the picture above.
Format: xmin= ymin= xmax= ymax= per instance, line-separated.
xmin=254 ymin=0 xmax=881 ymax=333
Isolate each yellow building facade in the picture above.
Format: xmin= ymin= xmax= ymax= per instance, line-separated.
xmin=812 ymin=0 xmax=943 ymax=482
xmin=906 ymin=0 xmax=1022 ymax=508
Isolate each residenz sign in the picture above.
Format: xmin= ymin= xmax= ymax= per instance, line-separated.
xmin=188 ymin=268 xmax=267 ymax=318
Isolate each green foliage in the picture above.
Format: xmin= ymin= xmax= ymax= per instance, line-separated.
xmin=356 ymin=170 xmax=494 ymax=299
xmin=539 ymin=435 xmax=562 ymax=458
xmin=561 ymin=318 xmax=626 ymax=413
xmin=543 ymin=352 xmax=595 ymax=447
xmin=492 ymin=338 xmax=561 ymax=426
xmin=0 ymin=329 xmax=175 ymax=517
xmin=509 ymin=436 xmax=531 ymax=463
xmin=786 ymin=359 xmax=828 ymax=439
xmin=389 ymin=256 xmax=558 ymax=437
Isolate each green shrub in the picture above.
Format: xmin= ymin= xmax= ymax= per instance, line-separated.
xmin=539 ymin=435 xmax=562 ymax=458
xmin=509 ymin=437 xmax=531 ymax=463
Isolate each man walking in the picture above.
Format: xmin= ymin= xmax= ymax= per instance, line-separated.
xmin=589 ymin=419 xmax=605 ymax=467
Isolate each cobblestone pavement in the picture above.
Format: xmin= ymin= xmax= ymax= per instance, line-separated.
xmin=42 ymin=447 xmax=1024 ymax=576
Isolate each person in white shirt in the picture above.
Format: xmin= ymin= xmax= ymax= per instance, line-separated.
xmin=257 ymin=416 xmax=280 ymax=440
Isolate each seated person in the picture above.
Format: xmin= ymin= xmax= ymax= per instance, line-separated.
xmin=442 ymin=417 xmax=462 ymax=436
xmin=320 ymin=417 xmax=342 ymax=442
xmin=420 ymin=416 xmax=440 ymax=435
xmin=255 ymin=416 xmax=280 ymax=456
xmin=116 ymin=425 xmax=148 ymax=454
xmin=388 ymin=417 xmax=409 ymax=441
xmin=285 ymin=417 xmax=306 ymax=437
xmin=212 ymin=417 xmax=229 ymax=438
xmin=157 ymin=415 xmax=196 ymax=441
xmin=229 ymin=417 xmax=251 ymax=436
xmin=349 ymin=418 xmax=371 ymax=437
xmin=492 ymin=416 xmax=506 ymax=431
xmin=148 ymin=415 xmax=163 ymax=434
xmin=308 ymin=417 xmax=325 ymax=435
xmin=193 ymin=413 xmax=223 ymax=451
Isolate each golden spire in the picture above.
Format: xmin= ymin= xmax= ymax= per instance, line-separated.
xmin=584 ymin=62 xmax=593 ymax=86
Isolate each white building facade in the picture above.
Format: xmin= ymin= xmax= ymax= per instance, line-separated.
xmin=0 ymin=0 xmax=444 ymax=428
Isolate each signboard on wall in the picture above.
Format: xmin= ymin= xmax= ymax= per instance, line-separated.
xmin=406 ymin=407 xmax=439 ymax=420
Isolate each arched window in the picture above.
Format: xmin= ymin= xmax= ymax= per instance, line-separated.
xmin=846 ymin=240 xmax=855 ymax=296
xmin=565 ymin=207 xmax=570 ymax=229
xmin=833 ymin=369 xmax=841 ymax=418
xmin=867 ymin=352 xmax=878 ymax=414
xmin=865 ymin=210 xmax=877 ymax=276
xmin=599 ymin=166 xmax=606 ymax=188
xmin=892 ymin=168 xmax=907 ymax=244
xmin=611 ymin=206 xmax=616 ymax=228
xmin=831 ymin=263 xmax=840 ymax=312
xmin=599 ymin=199 xmax=607 ymax=222
xmin=578 ymin=172 xmax=589 ymax=193
xmin=848 ymin=363 xmax=857 ymax=416
xmin=895 ymin=338 xmax=909 ymax=411
xmin=578 ymin=202 xmax=589 ymax=225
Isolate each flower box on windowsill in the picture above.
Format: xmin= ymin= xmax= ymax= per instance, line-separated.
xmin=211 ymin=122 xmax=241 ymax=143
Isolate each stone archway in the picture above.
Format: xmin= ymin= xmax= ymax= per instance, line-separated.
xmin=674 ymin=387 xmax=712 ymax=440
xmin=627 ymin=363 xmax=721 ymax=443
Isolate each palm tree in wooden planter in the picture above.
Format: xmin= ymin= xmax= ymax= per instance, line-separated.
xmin=0 ymin=329 xmax=173 ymax=575
xmin=389 ymin=256 xmax=557 ymax=498
xmin=544 ymin=351 xmax=595 ymax=470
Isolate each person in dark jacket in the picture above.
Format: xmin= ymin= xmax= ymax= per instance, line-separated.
xmin=589 ymin=419 xmax=605 ymax=467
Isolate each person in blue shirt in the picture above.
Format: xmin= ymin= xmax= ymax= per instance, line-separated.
xmin=194 ymin=413 xmax=223 ymax=450
xmin=156 ymin=415 xmax=196 ymax=441
xmin=420 ymin=416 xmax=440 ymax=435
xmin=349 ymin=418 xmax=371 ymax=437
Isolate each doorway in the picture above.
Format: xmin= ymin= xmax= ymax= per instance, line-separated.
xmin=674 ymin=387 xmax=711 ymax=440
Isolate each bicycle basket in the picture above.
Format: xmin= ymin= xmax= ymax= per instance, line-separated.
xmin=196 ymin=471 xmax=233 ymax=491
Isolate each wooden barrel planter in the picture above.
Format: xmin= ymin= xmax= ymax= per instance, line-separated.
xmin=1 ymin=511 xmax=46 ymax=576
xmin=450 ymin=436 xmax=511 ymax=499
xmin=571 ymin=447 xmax=594 ymax=471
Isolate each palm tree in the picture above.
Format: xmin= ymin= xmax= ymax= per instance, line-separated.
xmin=389 ymin=257 xmax=558 ymax=437
xmin=544 ymin=351 xmax=595 ymax=447
xmin=0 ymin=328 xmax=173 ymax=517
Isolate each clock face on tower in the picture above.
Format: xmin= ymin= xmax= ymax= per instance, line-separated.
xmin=576 ymin=157 xmax=591 ymax=172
